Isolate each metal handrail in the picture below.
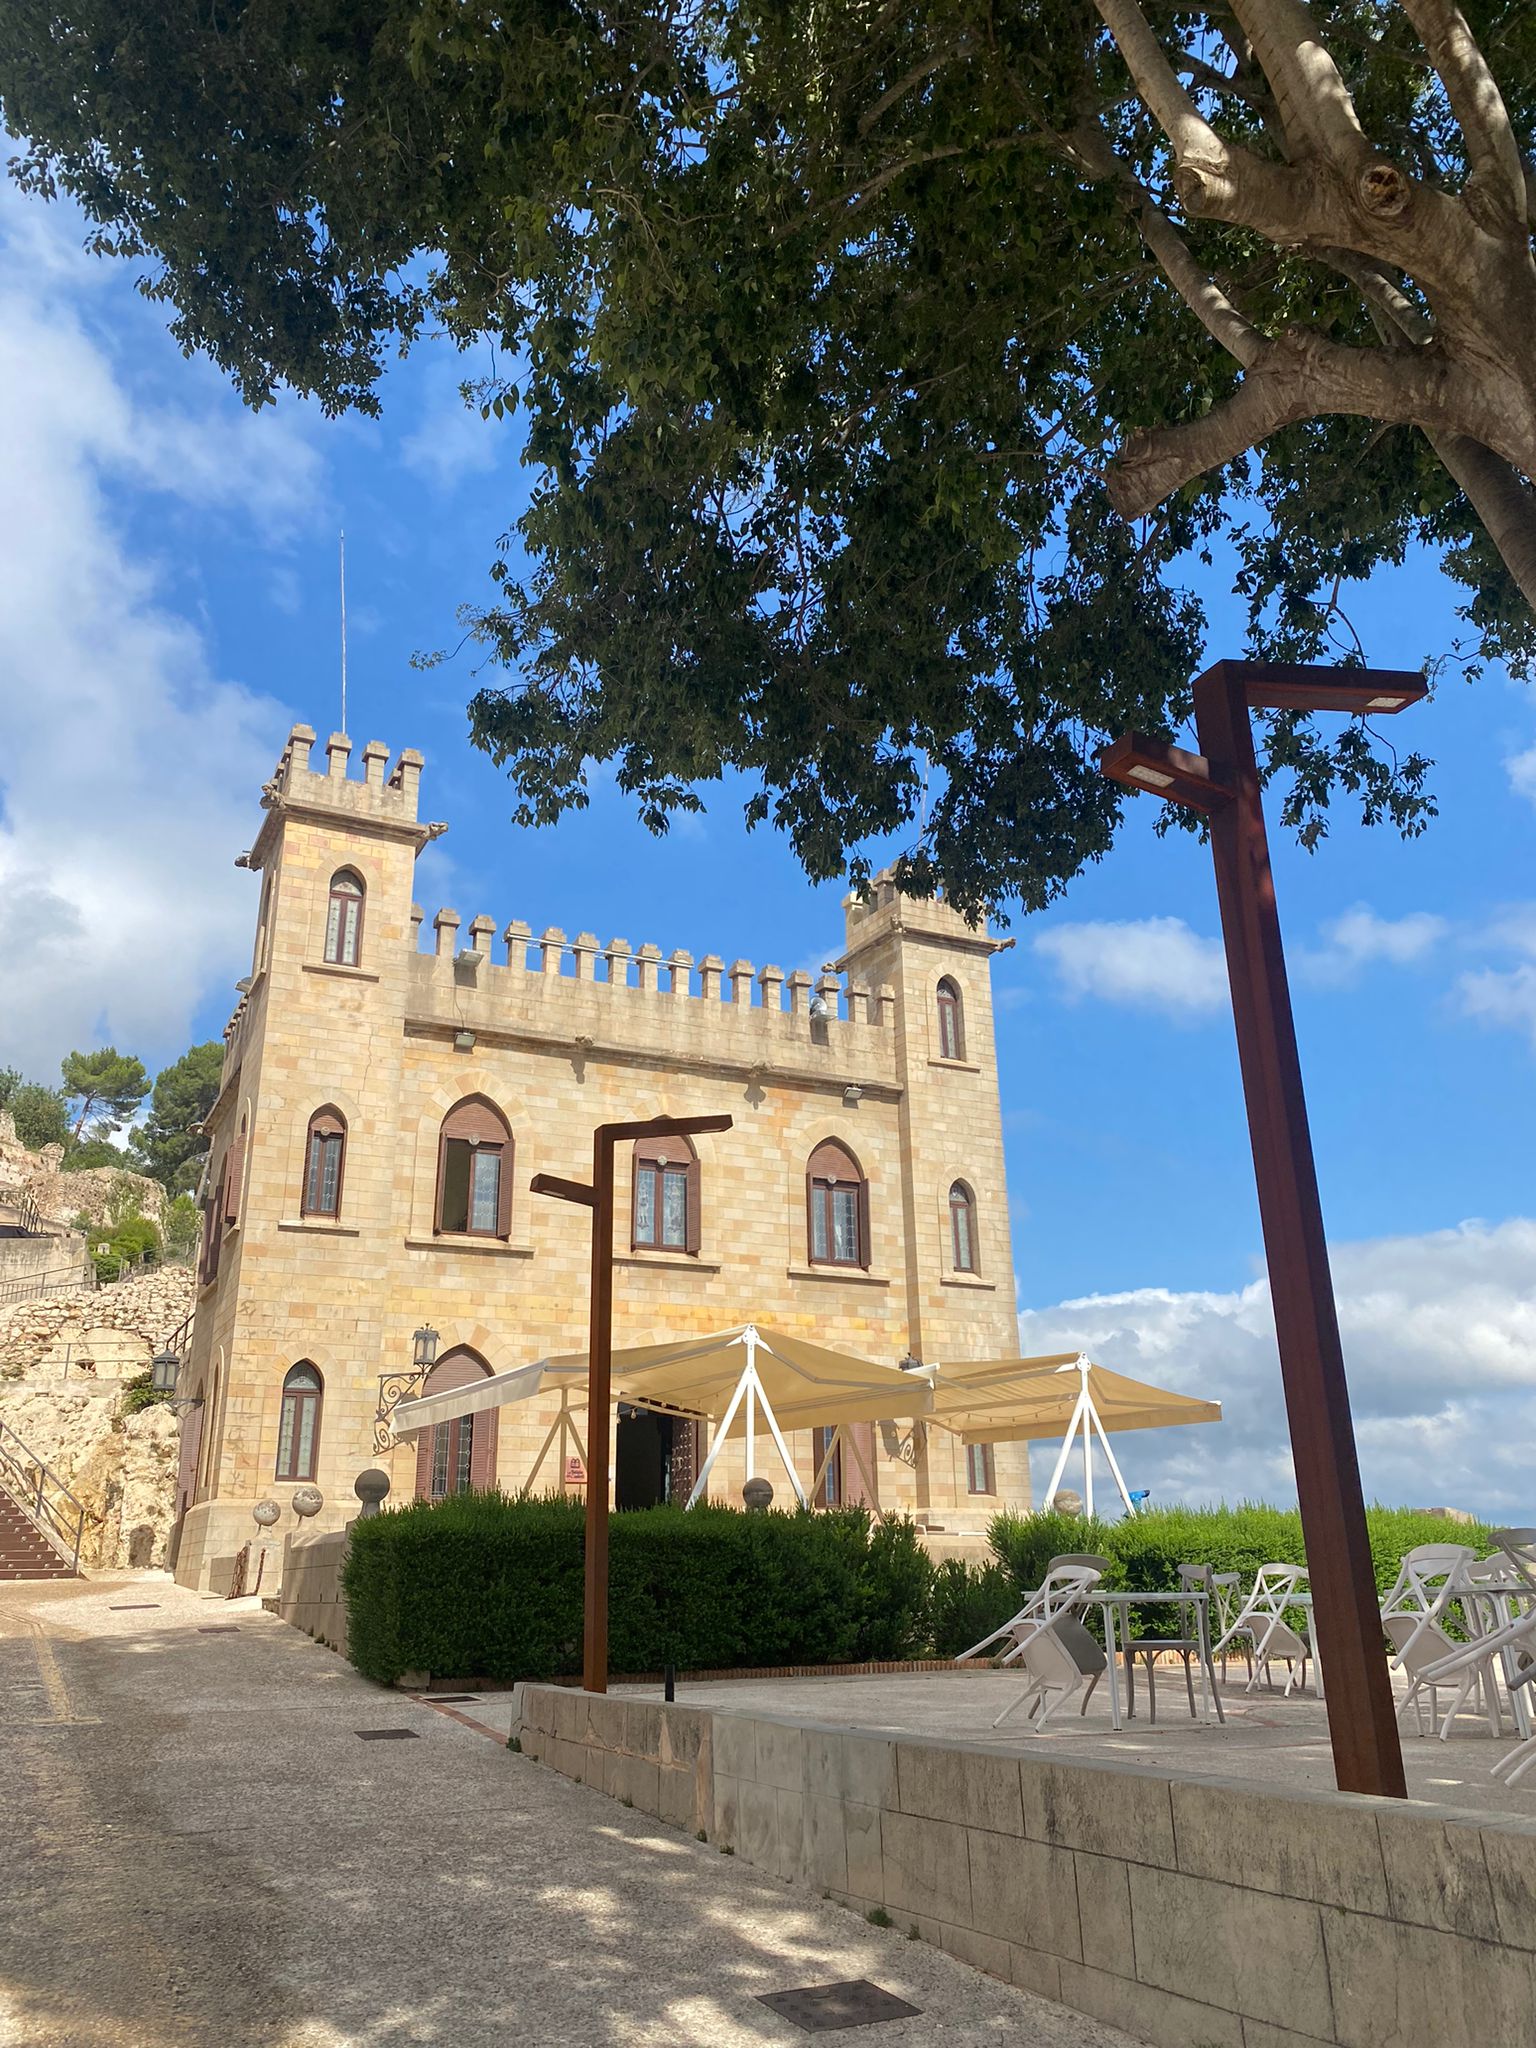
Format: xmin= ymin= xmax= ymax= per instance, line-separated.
xmin=0 ymin=1418 xmax=85 ymax=1573
xmin=0 ymin=1252 xmax=94 ymax=1310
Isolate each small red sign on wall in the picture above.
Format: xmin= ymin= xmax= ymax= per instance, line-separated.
xmin=564 ymin=1457 xmax=587 ymax=1484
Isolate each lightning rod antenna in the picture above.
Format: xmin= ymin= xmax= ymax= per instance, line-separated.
xmin=339 ymin=529 xmax=349 ymax=736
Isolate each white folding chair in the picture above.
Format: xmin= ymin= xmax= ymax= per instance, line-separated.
xmin=1215 ymin=1565 xmax=1316 ymax=1695
xmin=1403 ymin=1606 xmax=1536 ymax=1746
xmin=992 ymin=1616 xmax=1099 ymax=1731
xmin=1380 ymin=1544 xmax=1478 ymax=1669
xmin=958 ymin=1559 xmax=1105 ymax=1665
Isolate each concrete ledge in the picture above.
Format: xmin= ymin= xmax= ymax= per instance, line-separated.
xmin=514 ymin=1683 xmax=1536 ymax=2048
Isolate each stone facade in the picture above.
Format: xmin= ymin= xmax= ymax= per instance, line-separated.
xmin=172 ymin=724 xmax=1031 ymax=1587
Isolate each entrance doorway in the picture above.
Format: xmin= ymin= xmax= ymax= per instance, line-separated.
xmin=615 ymin=1406 xmax=699 ymax=1509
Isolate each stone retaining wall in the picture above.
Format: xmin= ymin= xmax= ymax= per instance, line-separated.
xmin=278 ymin=1527 xmax=351 ymax=1657
xmin=513 ymin=1683 xmax=1536 ymax=2048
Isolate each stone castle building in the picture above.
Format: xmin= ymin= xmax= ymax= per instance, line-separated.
xmin=171 ymin=724 xmax=1031 ymax=1588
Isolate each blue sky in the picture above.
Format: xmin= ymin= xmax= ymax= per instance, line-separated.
xmin=2 ymin=172 xmax=1532 ymax=1516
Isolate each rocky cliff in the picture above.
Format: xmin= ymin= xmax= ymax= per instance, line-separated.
xmin=0 ymin=1266 xmax=195 ymax=1569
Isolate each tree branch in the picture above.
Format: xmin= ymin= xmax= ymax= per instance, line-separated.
xmin=1426 ymin=431 xmax=1536 ymax=614
xmin=857 ymin=46 xmax=962 ymax=136
xmin=1396 ymin=0 xmax=1527 ymax=226
xmin=1105 ymin=328 xmax=1483 ymax=517
xmin=1090 ymin=0 xmax=1230 ymax=170
xmin=1222 ymin=0 xmax=1371 ymax=166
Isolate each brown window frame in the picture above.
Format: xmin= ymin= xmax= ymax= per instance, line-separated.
xmin=324 ymin=868 xmax=365 ymax=967
xmin=949 ymin=1180 xmax=978 ymax=1274
xmin=937 ymin=977 xmax=965 ymax=1061
xmin=815 ymin=1424 xmax=844 ymax=1507
xmin=302 ymin=1108 xmax=347 ymax=1219
xmin=631 ymin=1136 xmax=700 ymax=1254
xmin=434 ymin=1096 xmax=514 ymax=1239
xmin=806 ymin=1140 xmax=870 ymax=1270
xmin=413 ymin=1349 xmax=498 ymax=1498
xmin=275 ymin=1362 xmax=323 ymax=1482
xmin=965 ymin=1442 xmax=996 ymax=1496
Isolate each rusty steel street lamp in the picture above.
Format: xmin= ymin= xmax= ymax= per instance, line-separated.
xmin=1102 ymin=659 xmax=1427 ymax=1800
xmin=534 ymin=1113 xmax=733 ymax=1694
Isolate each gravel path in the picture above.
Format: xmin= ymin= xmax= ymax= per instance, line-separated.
xmin=0 ymin=1573 xmax=1142 ymax=2048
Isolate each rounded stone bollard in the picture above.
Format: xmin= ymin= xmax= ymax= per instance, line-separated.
xmin=353 ymin=1469 xmax=391 ymax=1518
xmin=742 ymin=1476 xmax=774 ymax=1512
xmin=1050 ymin=1488 xmax=1084 ymax=1517
xmin=291 ymin=1486 xmax=324 ymax=1519
xmin=252 ymin=1499 xmax=282 ymax=1529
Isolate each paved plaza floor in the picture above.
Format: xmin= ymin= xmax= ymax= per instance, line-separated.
xmin=0 ymin=1573 xmax=1139 ymax=2048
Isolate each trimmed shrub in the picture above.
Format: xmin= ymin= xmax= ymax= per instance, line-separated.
xmin=343 ymin=1493 xmax=933 ymax=1686
xmin=925 ymin=1557 xmax=1018 ymax=1658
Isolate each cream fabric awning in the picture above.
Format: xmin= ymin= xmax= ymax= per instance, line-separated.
xmin=924 ymin=1352 xmax=1221 ymax=1446
xmin=390 ymin=1324 xmax=932 ymax=1438
xmin=389 ymin=1357 xmax=590 ymax=1437
xmin=550 ymin=1323 xmax=933 ymax=1435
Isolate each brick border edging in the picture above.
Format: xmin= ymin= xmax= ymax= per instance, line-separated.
xmin=404 ymin=1657 xmax=986 ymax=1692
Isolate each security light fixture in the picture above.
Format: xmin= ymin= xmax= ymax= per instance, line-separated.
xmin=842 ymin=1083 xmax=864 ymax=1106
xmin=234 ymin=976 xmax=253 ymax=994
xmin=455 ymin=947 xmax=480 ymax=967
xmin=412 ymin=1326 xmax=440 ymax=1372
xmin=453 ymin=1028 xmax=476 ymax=1052
xmin=808 ymin=994 xmax=833 ymax=1022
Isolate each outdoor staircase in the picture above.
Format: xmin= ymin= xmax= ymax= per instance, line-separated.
xmin=0 ymin=1421 xmax=84 ymax=1579
xmin=0 ymin=1490 xmax=77 ymax=1580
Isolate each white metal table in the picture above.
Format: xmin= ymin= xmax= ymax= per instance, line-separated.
xmin=1076 ymin=1589 xmax=1224 ymax=1731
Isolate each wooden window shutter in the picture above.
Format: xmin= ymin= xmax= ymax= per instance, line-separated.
xmin=857 ymin=1175 xmax=872 ymax=1269
xmin=805 ymin=1168 xmax=817 ymax=1263
xmin=224 ymin=1127 xmax=245 ymax=1227
xmin=433 ymin=1127 xmax=450 ymax=1233
xmin=685 ymin=1154 xmax=701 ymax=1255
xmin=495 ymin=1138 xmax=514 ymax=1237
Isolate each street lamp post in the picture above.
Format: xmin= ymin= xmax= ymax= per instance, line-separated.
xmin=1101 ymin=658 xmax=1426 ymax=1801
xmin=534 ymin=1113 xmax=733 ymax=1694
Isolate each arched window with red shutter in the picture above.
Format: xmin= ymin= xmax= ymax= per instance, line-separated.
xmin=806 ymin=1140 xmax=869 ymax=1269
xmin=302 ymin=1108 xmax=347 ymax=1219
xmin=937 ymin=977 xmax=965 ymax=1061
xmin=413 ymin=1349 xmax=498 ymax=1498
xmin=435 ymin=1097 xmax=513 ymax=1238
xmin=275 ymin=1362 xmax=323 ymax=1482
xmin=632 ymin=1134 xmax=700 ymax=1253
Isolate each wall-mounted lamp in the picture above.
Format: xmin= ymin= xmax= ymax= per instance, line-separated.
xmin=808 ymin=994 xmax=833 ymax=1023
xmin=843 ymin=1083 xmax=864 ymax=1106
xmin=453 ymin=1029 xmax=476 ymax=1052
xmin=412 ymin=1326 xmax=440 ymax=1371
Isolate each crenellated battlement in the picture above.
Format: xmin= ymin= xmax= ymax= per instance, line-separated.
xmin=257 ymin=724 xmax=432 ymax=841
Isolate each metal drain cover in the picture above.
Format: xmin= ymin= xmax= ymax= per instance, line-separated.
xmin=109 ymin=1604 xmax=161 ymax=1610
xmin=198 ymin=1625 xmax=240 ymax=1634
xmin=757 ymin=1982 xmax=921 ymax=2032
xmin=355 ymin=1728 xmax=421 ymax=1741
xmin=424 ymin=1693 xmax=477 ymax=1703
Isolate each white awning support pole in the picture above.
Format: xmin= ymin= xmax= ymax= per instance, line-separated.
xmin=752 ymin=1366 xmax=809 ymax=1509
xmin=745 ymin=1327 xmax=757 ymax=1482
xmin=1086 ymin=1394 xmax=1136 ymax=1517
xmin=1042 ymin=1380 xmax=1090 ymax=1507
xmin=686 ymin=1369 xmax=751 ymax=1508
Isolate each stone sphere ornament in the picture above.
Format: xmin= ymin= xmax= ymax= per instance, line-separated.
xmin=353 ymin=1469 xmax=391 ymax=1518
xmin=251 ymin=1499 xmax=282 ymax=1529
xmin=291 ymin=1486 xmax=324 ymax=1519
xmin=741 ymin=1477 xmax=775 ymax=1512
xmin=1050 ymin=1488 xmax=1084 ymax=1518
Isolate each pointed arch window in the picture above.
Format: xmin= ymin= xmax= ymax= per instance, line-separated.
xmin=807 ymin=1140 xmax=869 ymax=1269
xmin=949 ymin=1180 xmax=978 ymax=1273
xmin=275 ymin=1362 xmax=323 ymax=1482
xmin=302 ymin=1108 xmax=347 ymax=1218
xmin=324 ymin=869 xmax=365 ymax=967
xmin=435 ymin=1097 xmax=513 ymax=1237
xmin=633 ymin=1135 xmax=700 ymax=1253
xmin=937 ymin=977 xmax=965 ymax=1061
xmin=414 ymin=1349 xmax=498 ymax=1499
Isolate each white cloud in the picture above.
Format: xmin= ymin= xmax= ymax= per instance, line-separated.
xmin=0 ymin=187 xmax=313 ymax=1078
xmin=1032 ymin=916 xmax=1226 ymax=1019
xmin=1297 ymin=903 xmax=1448 ymax=986
xmin=1507 ymin=743 xmax=1536 ymax=807
xmin=1455 ymin=905 xmax=1536 ymax=1053
xmin=1016 ymin=1217 xmax=1536 ymax=1519
xmin=399 ymin=345 xmax=502 ymax=491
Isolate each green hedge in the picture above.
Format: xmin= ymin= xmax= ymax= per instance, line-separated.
xmin=342 ymin=1492 xmax=935 ymax=1685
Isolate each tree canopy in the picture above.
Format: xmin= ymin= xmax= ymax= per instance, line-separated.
xmin=131 ymin=1041 xmax=223 ymax=1195
xmin=4 ymin=0 xmax=1531 ymax=911
xmin=59 ymin=1047 xmax=150 ymax=1142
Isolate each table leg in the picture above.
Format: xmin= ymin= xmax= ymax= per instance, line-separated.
xmin=1103 ymin=1603 xmax=1122 ymax=1732
xmin=1198 ymin=1598 xmax=1223 ymax=1724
